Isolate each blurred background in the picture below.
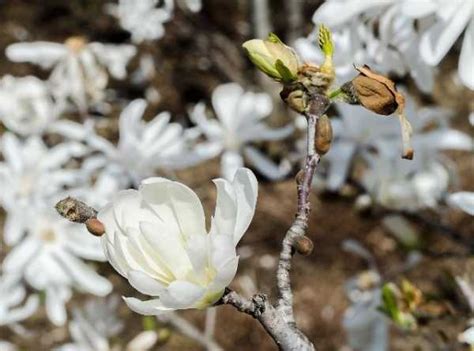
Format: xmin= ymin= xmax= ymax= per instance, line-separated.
xmin=0 ymin=0 xmax=473 ymax=350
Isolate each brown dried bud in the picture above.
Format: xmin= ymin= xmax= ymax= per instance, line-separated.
xmin=314 ymin=114 xmax=333 ymax=155
xmin=55 ymin=197 xmax=97 ymax=223
xmin=295 ymin=169 xmax=305 ymax=185
xmin=85 ymin=218 xmax=105 ymax=237
xmin=342 ymin=65 xmax=414 ymax=160
xmin=294 ymin=236 xmax=314 ymax=256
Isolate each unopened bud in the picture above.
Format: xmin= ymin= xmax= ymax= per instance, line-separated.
xmin=55 ymin=197 xmax=97 ymax=223
xmin=314 ymin=114 xmax=333 ymax=155
xmin=243 ymin=33 xmax=300 ymax=83
xmin=294 ymin=236 xmax=314 ymax=256
xmin=295 ymin=169 xmax=305 ymax=185
xmin=85 ymin=218 xmax=105 ymax=237
xmin=280 ymin=83 xmax=307 ymax=113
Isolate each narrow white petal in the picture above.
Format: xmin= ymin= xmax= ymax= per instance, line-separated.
xmin=128 ymin=270 xmax=166 ymax=296
xmin=459 ymin=19 xmax=474 ymax=90
xmin=123 ymin=297 xmax=170 ymax=315
xmin=159 ymin=281 xmax=205 ymax=309
xmin=448 ymin=192 xmax=474 ymax=215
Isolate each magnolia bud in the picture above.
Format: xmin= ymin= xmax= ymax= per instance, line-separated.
xmin=243 ymin=33 xmax=300 ymax=83
xmin=294 ymin=236 xmax=314 ymax=256
xmin=314 ymin=114 xmax=333 ymax=155
xmin=280 ymin=83 xmax=307 ymax=113
xmin=85 ymin=218 xmax=105 ymax=237
xmin=341 ymin=65 xmax=414 ymax=159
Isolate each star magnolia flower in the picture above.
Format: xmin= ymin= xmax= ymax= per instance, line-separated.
xmin=190 ymin=83 xmax=294 ymax=180
xmin=83 ymin=99 xmax=212 ymax=185
xmin=6 ymin=38 xmax=136 ymax=112
xmin=107 ymin=0 xmax=174 ymax=43
xmin=312 ymin=0 xmax=473 ymax=90
xmin=0 ymin=273 xmax=39 ymax=326
xmin=3 ymin=209 xmax=112 ymax=326
xmin=98 ymin=168 xmax=257 ymax=314
xmin=0 ymin=75 xmax=60 ymax=136
xmin=0 ymin=133 xmax=88 ymax=245
xmin=320 ymin=96 xmax=472 ymax=191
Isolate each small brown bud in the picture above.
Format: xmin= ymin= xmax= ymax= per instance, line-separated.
xmin=280 ymin=83 xmax=307 ymax=113
xmin=295 ymin=170 xmax=305 ymax=185
xmin=294 ymin=236 xmax=314 ymax=256
xmin=85 ymin=218 xmax=105 ymax=237
xmin=55 ymin=197 xmax=97 ymax=223
xmin=314 ymin=114 xmax=333 ymax=155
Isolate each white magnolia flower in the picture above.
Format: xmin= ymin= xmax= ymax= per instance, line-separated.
xmin=98 ymin=168 xmax=257 ymax=314
xmin=0 ymin=273 xmax=39 ymax=326
xmin=312 ymin=0 xmax=473 ymax=90
xmin=418 ymin=0 xmax=474 ymax=89
xmin=320 ymin=96 xmax=472 ymax=192
xmin=107 ymin=0 xmax=174 ymax=43
xmin=0 ymin=133 xmax=88 ymax=245
xmin=448 ymin=192 xmax=474 ymax=215
xmin=83 ymin=99 xmax=211 ymax=185
xmin=190 ymin=83 xmax=294 ymax=180
xmin=6 ymin=38 xmax=136 ymax=112
xmin=0 ymin=75 xmax=59 ymax=136
xmin=3 ymin=209 xmax=112 ymax=326
xmin=54 ymin=296 xmax=125 ymax=351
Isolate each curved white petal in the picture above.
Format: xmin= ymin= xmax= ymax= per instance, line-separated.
xmin=128 ymin=270 xmax=167 ymax=296
xmin=6 ymin=42 xmax=67 ymax=68
xmin=459 ymin=19 xmax=474 ymax=90
xmin=159 ymin=281 xmax=205 ymax=309
xmin=123 ymin=297 xmax=170 ymax=315
xmin=448 ymin=192 xmax=474 ymax=215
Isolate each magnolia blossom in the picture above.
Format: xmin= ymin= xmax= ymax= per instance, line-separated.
xmin=106 ymin=0 xmax=174 ymax=43
xmin=55 ymin=296 xmax=159 ymax=351
xmin=82 ymin=99 xmax=211 ymax=185
xmin=2 ymin=209 xmax=111 ymax=326
xmin=0 ymin=75 xmax=59 ymax=136
xmin=0 ymin=133 xmax=88 ymax=245
xmin=190 ymin=83 xmax=293 ymax=180
xmin=6 ymin=38 xmax=136 ymax=112
xmin=98 ymin=168 xmax=257 ymax=314
xmin=0 ymin=273 xmax=39 ymax=326
xmin=448 ymin=192 xmax=474 ymax=216
xmin=312 ymin=0 xmax=473 ymax=90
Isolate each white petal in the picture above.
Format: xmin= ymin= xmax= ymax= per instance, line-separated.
xmin=212 ymin=83 xmax=243 ymax=131
xmin=123 ymin=297 xmax=170 ymax=315
xmin=244 ymin=146 xmax=290 ymax=180
xmin=220 ymin=150 xmax=244 ymax=181
xmin=159 ymin=281 xmax=205 ymax=309
xmin=128 ymin=270 xmax=166 ymax=296
xmin=209 ymin=256 xmax=239 ymax=293
xmin=45 ymin=286 xmax=68 ymax=326
xmin=126 ymin=330 xmax=158 ymax=351
xmin=459 ymin=19 xmax=474 ymax=90
xmin=420 ymin=2 xmax=472 ymax=65
xmin=6 ymin=42 xmax=67 ymax=68
xmin=448 ymin=192 xmax=474 ymax=215
xmin=140 ymin=177 xmax=207 ymax=238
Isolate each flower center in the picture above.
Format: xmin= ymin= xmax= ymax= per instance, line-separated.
xmin=65 ymin=36 xmax=87 ymax=53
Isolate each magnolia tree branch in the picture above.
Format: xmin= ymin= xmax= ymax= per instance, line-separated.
xmin=55 ymin=94 xmax=329 ymax=351
xmin=219 ymin=94 xmax=330 ymax=351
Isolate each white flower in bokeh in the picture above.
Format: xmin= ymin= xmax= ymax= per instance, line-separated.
xmin=98 ymin=168 xmax=257 ymax=314
xmin=320 ymin=97 xmax=472 ymax=192
xmin=0 ymin=341 xmax=18 ymax=351
xmin=6 ymin=38 xmax=136 ymax=112
xmin=312 ymin=0 xmax=473 ymax=90
xmin=0 ymin=273 xmax=39 ymax=326
xmin=84 ymin=99 xmax=211 ymax=185
xmin=0 ymin=133 xmax=88 ymax=245
xmin=107 ymin=0 xmax=174 ymax=43
xmin=448 ymin=192 xmax=474 ymax=216
xmin=190 ymin=83 xmax=293 ymax=180
xmin=54 ymin=296 xmax=125 ymax=351
xmin=3 ymin=210 xmax=112 ymax=326
xmin=0 ymin=75 xmax=60 ymax=136
xmin=418 ymin=0 xmax=474 ymax=89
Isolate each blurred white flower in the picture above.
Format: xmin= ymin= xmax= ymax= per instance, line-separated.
xmin=6 ymin=38 xmax=136 ymax=112
xmin=3 ymin=209 xmax=111 ymax=326
xmin=320 ymin=96 xmax=472 ymax=192
xmin=0 ymin=273 xmax=39 ymax=326
xmin=54 ymin=296 xmax=125 ymax=351
xmin=0 ymin=75 xmax=60 ymax=136
xmin=0 ymin=133 xmax=88 ymax=245
xmin=98 ymin=168 xmax=257 ymax=314
xmin=178 ymin=0 xmax=202 ymax=13
xmin=312 ymin=0 xmax=473 ymax=90
xmin=107 ymin=0 xmax=174 ymax=43
xmin=448 ymin=192 xmax=474 ymax=215
xmin=0 ymin=341 xmax=18 ymax=351
xmin=459 ymin=325 xmax=474 ymax=347
xmin=301 ymin=1 xmax=434 ymax=92
xmin=418 ymin=0 xmax=474 ymax=89
xmin=84 ymin=99 xmax=211 ymax=185
xmin=190 ymin=83 xmax=294 ymax=180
